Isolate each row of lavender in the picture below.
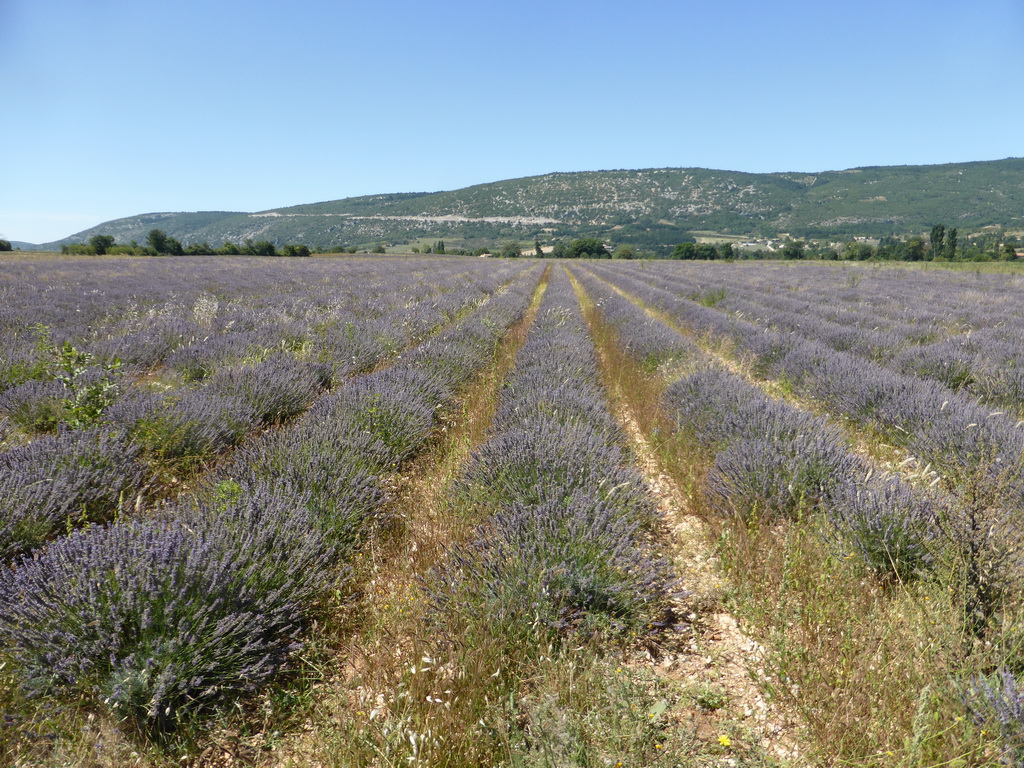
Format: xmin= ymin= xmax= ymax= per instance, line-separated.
xmin=0 ymin=259 xmax=527 ymax=559
xmin=0 ymin=257 xmax=520 ymax=436
xmin=572 ymin=263 xmax=1024 ymax=757
xmin=426 ymin=268 xmax=675 ymax=647
xmin=571 ymin=267 xmax=934 ymax=583
xmin=586 ymin=262 xmax=1024 ymax=514
xmin=0 ymin=264 xmax=543 ymax=735
xmin=628 ymin=261 xmax=1024 ymax=414
xmin=651 ymin=260 xmax=1024 ymax=344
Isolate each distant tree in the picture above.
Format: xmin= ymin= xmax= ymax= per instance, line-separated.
xmin=372 ymin=243 xmax=387 ymax=254
xmin=694 ymin=243 xmax=719 ymax=260
xmin=929 ymin=224 xmax=945 ymax=259
xmin=146 ymin=229 xmax=169 ymax=254
xmin=1003 ymin=243 xmax=1018 ymax=260
xmin=550 ymin=242 xmax=570 ymax=259
xmin=498 ymin=241 xmax=522 ymax=258
xmin=185 ymin=241 xmax=214 ymax=255
xmin=947 ymin=227 xmax=958 ymax=260
xmin=435 ymin=240 xmax=445 ymax=254
xmin=719 ymin=242 xmax=735 ymax=260
xmin=875 ymin=236 xmax=903 ymax=260
xmin=241 ymin=239 xmax=276 ymax=256
xmin=0 ymin=239 xmax=13 ymax=252
xmin=568 ymin=238 xmax=609 ymax=259
xmin=89 ymin=235 xmax=115 ymax=255
xmin=845 ymin=241 xmax=875 ymax=260
xmin=672 ymin=242 xmax=696 ymax=260
xmin=781 ymin=240 xmax=806 ymax=260
xmin=535 ymin=239 xmax=544 ymax=257
xmin=906 ymin=236 xmax=926 ymax=261
xmin=282 ymin=244 xmax=311 ymax=257
xmin=612 ymin=244 xmax=636 ymax=260
xmin=219 ymin=241 xmax=241 ymax=255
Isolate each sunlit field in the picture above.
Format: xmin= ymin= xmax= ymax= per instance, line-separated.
xmin=3 ymin=254 xmax=1024 ymax=767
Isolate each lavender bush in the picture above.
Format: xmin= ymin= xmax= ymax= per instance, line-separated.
xmin=0 ymin=428 xmax=145 ymax=558
xmin=224 ymin=419 xmax=389 ymax=548
xmin=0 ymin=378 xmax=66 ymax=432
xmin=0 ymin=482 xmax=339 ymax=732
xmin=706 ymin=432 xmax=855 ymax=520
xmin=429 ymin=270 xmax=674 ymax=650
xmin=134 ymin=389 xmax=260 ymax=470
xmin=966 ymin=669 xmax=1024 ymax=766
xmin=826 ymin=475 xmax=937 ymax=583
xmin=206 ymin=355 xmax=323 ymax=425
xmin=427 ymin=492 xmax=677 ymax=641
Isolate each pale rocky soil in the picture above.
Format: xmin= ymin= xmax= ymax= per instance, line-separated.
xmin=611 ymin=385 xmax=810 ymax=766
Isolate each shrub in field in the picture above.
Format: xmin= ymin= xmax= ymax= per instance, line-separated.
xmin=319 ymin=319 xmax=392 ymax=376
xmin=706 ymin=432 xmax=854 ymax=520
xmin=163 ymin=344 xmax=217 ymax=383
xmin=134 ymin=389 xmax=259 ymax=470
xmin=26 ymin=329 xmax=126 ymax=429
xmin=574 ymin=274 xmax=698 ymax=371
xmin=427 ymin=492 xmax=675 ymax=642
xmin=493 ymin=370 xmax=619 ymax=440
xmin=428 ymin=271 xmax=672 ymax=660
xmin=909 ymin=406 xmax=1024 ymax=506
xmin=826 ymin=476 xmax=937 ymax=583
xmin=0 ymin=346 xmax=44 ymax=393
xmin=935 ymin=479 xmax=1024 ymax=639
xmin=0 ymin=378 xmax=66 ymax=431
xmin=665 ymin=365 xmax=845 ymax=451
xmin=0 ymin=362 xmax=124 ymax=433
xmin=894 ymin=339 xmax=977 ymax=392
xmin=207 ymin=355 xmax=322 ymax=425
xmin=339 ymin=372 xmax=442 ymax=464
xmin=965 ymin=669 xmax=1024 ymax=765
xmin=0 ymin=428 xmax=145 ymax=557
xmin=0 ymin=482 xmax=339 ymax=733
xmin=164 ymin=332 xmax=265 ymax=377
xmin=101 ymin=388 xmax=165 ymax=432
xmin=224 ymin=421 xmax=388 ymax=548
xmin=92 ymin=319 xmax=199 ymax=369
xmin=465 ymin=423 xmax=652 ymax=522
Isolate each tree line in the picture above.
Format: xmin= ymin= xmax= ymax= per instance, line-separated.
xmin=62 ymin=230 xmax=314 ymax=257
xmin=42 ymin=226 xmax=1024 ymax=263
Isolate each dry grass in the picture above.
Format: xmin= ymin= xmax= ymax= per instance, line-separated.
xmin=272 ymin=267 xmax=554 ymax=767
xmin=569 ymin=267 xmax=1006 ymax=766
xmin=569 ymin=266 xmax=802 ymax=766
xmin=0 ymin=270 xmax=553 ymax=768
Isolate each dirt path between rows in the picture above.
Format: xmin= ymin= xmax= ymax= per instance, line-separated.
xmin=619 ymin=402 xmax=806 ymax=764
xmin=576 ymin=282 xmax=812 ymax=764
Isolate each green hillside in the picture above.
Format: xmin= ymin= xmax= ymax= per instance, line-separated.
xmin=37 ymin=158 xmax=1024 ymax=251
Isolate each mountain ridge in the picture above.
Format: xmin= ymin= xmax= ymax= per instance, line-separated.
xmin=26 ymin=158 xmax=1024 ymax=251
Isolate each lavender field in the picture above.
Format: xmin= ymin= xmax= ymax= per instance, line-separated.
xmin=2 ymin=255 xmax=1024 ymax=767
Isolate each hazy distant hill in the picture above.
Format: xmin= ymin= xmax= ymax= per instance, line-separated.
xmin=34 ymin=158 xmax=1024 ymax=251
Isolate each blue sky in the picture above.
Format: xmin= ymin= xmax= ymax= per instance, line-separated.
xmin=2 ymin=0 xmax=1022 ymax=244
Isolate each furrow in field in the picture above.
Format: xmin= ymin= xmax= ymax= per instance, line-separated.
xmin=584 ymin=261 xmax=1024 ymax=516
xmin=0 ymin=264 xmax=544 ymax=764
xmin=0 ymin=262 xmax=533 ymax=561
xmin=569 ymin=265 xmax=810 ymax=765
xmin=264 ymin=265 xmax=553 ymax=767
